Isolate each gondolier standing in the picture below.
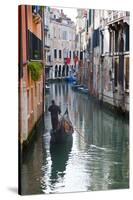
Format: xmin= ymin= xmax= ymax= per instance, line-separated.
xmin=48 ymin=100 xmax=61 ymax=131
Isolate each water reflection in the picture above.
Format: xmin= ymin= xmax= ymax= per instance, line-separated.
xmin=21 ymin=82 xmax=129 ymax=195
xmin=49 ymin=138 xmax=73 ymax=190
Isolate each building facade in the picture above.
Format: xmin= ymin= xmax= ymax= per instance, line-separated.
xmin=18 ymin=5 xmax=45 ymax=149
xmin=76 ymin=9 xmax=129 ymax=112
xmin=101 ymin=10 xmax=129 ymax=112
xmin=44 ymin=8 xmax=76 ymax=80
xmin=44 ymin=6 xmax=51 ymax=80
xmin=75 ymin=9 xmax=88 ymax=85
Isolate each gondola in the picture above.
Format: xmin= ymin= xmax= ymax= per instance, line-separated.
xmin=50 ymin=108 xmax=74 ymax=144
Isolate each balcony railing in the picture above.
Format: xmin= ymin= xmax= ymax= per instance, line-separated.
xmin=105 ymin=11 xmax=126 ymax=24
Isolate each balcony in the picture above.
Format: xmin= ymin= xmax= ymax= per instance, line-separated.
xmin=105 ymin=11 xmax=127 ymax=25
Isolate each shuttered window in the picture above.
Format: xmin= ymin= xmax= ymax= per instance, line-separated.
xmin=93 ymin=28 xmax=99 ymax=48
xmin=28 ymin=30 xmax=42 ymax=60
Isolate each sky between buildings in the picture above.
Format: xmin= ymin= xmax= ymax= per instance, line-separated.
xmin=61 ymin=7 xmax=77 ymax=23
xmin=51 ymin=6 xmax=78 ymax=23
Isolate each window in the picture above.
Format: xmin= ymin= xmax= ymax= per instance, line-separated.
xmin=87 ymin=38 xmax=91 ymax=52
xmin=101 ymin=33 xmax=104 ymax=54
xmin=28 ymin=30 xmax=42 ymax=60
xmin=48 ymin=55 xmax=51 ymax=62
xmin=115 ymin=31 xmax=118 ymax=52
xmin=125 ymin=57 xmax=129 ymax=90
xmin=54 ymin=27 xmax=56 ymax=38
xmin=109 ymin=31 xmax=114 ymax=53
xmin=80 ymin=51 xmax=83 ymax=60
xmin=114 ymin=58 xmax=119 ymax=87
xmin=55 ymin=65 xmax=58 ymax=77
xmin=75 ymin=34 xmax=79 ymax=42
xmin=93 ymin=28 xmax=99 ymax=48
xmin=54 ymin=49 xmax=57 ymax=59
xmin=59 ymin=50 xmax=62 ymax=59
xmin=86 ymin=19 xmax=89 ymax=32
xmin=89 ymin=10 xmax=92 ymax=26
xmin=63 ymin=49 xmax=67 ymax=58
xmin=73 ymin=51 xmax=75 ymax=59
xmin=59 ymin=29 xmax=61 ymax=39
xmin=66 ymin=65 xmax=69 ymax=76
xmin=119 ymin=34 xmax=124 ymax=52
xmin=62 ymin=65 xmax=65 ymax=76
xmin=125 ymin=25 xmax=129 ymax=52
xmin=31 ymin=88 xmax=34 ymax=111
xmin=69 ymin=51 xmax=71 ymax=59
xmin=58 ymin=65 xmax=61 ymax=77
xmin=62 ymin=31 xmax=67 ymax=40
xmin=27 ymin=89 xmax=30 ymax=115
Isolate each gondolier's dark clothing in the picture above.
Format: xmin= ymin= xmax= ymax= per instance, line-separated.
xmin=48 ymin=104 xmax=61 ymax=130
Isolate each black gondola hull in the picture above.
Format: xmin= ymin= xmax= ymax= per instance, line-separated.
xmin=50 ymin=129 xmax=73 ymax=144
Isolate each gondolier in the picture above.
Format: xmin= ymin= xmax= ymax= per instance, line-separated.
xmin=49 ymin=105 xmax=74 ymax=144
xmin=48 ymin=100 xmax=61 ymax=131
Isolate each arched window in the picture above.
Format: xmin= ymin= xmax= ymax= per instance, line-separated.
xmin=62 ymin=65 xmax=65 ymax=77
xmin=66 ymin=65 xmax=69 ymax=76
xmin=58 ymin=65 xmax=61 ymax=77
xmin=55 ymin=65 xmax=58 ymax=77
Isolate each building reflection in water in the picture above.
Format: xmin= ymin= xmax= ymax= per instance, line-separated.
xmin=21 ymin=82 xmax=129 ymax=194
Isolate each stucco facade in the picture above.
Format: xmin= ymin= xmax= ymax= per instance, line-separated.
xmin=76 ymin=9 xmax=129 ymax=112
xmin=18 ymin=5 xmax=45 ymax=148
xmin=101 ymin=10 xmax=129 ymax=112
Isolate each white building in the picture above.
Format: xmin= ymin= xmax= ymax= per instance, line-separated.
xmin=45 ymin=8 xmax=76 ymax=80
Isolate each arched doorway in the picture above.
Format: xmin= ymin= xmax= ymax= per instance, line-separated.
xmin=55 ymin=65 xmax=58 ymax=78
xmin=58 ymin=65 xmax=61 ymax=77
xmin=66 ymin=65 xmax=69 ymax=76
xmin=62 ymin=65 xmax=65 ymax=77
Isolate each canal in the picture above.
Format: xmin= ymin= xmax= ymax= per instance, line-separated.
xmin=21 ymin=82 xmax=129 ymax=195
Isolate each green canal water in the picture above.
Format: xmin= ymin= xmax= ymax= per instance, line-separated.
xmin=21 ymin=82 xmax=129 ymax=195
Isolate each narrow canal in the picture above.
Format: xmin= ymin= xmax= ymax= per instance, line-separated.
xmin=21 ymin=82 xmax=129 ymax=195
